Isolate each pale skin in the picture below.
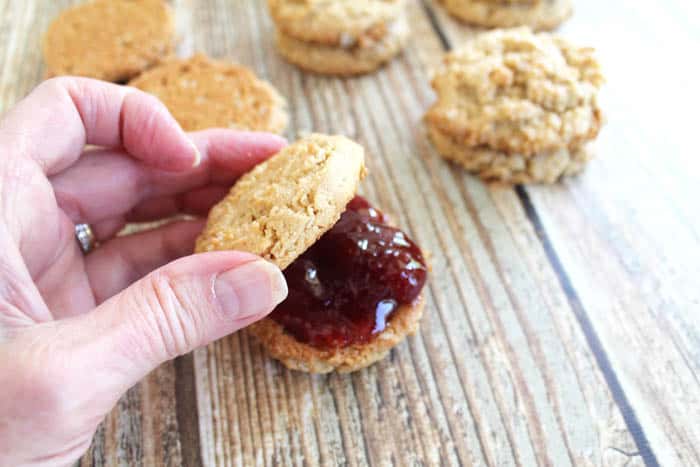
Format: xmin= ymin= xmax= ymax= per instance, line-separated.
xmin=0 ymin=77 xmax=289 ymax=466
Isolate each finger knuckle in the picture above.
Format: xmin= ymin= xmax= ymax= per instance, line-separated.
xmin=38 ymin=76 xmax=73 ymax=95
xmin=139 ymin=271 xmax=205 ymax=359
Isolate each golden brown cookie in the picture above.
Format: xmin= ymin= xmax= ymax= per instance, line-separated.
xmin=268 ymin=0 xmax=407 ymax=45
xmin=438 ymin=0 xmax=573 ymax=30
xmin=196 ymin=134 xmax=428 ymax=373
xmin=43 ymin=0 xmax=175 ymax=82
xmin=267 ymin=0 xmax=409 ymax=75
xmin=196 ymin=134 xmax=366 ymax=269
xmin=425 ymin=28 xmax=604 ymax=183
xmin=129 ymin=54 xmax=288 ymax=133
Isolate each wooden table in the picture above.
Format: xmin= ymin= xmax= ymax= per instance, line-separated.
xmin=2 ymin=1 xmax=698 ymax=466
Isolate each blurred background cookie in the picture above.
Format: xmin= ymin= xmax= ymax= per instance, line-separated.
xmin=267 ymin=0 xmax=410 ymax=75
xmin=438 ymin=0 xmax=572 ymax=30
xmin=43 ymin=0 xmax=175 ymax=82
xmin=425 ymin=28 xmax=604 ymax=184
xmin=196 ymin=134 xmax=428 ymax=373
xmin=129 ymin=54 xmax=288 ymax=133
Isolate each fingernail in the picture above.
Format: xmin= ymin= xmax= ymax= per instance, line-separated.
xmin=214 ymin=260 xmax=287 ymax=318
xmin=189 ymin=139 xmax=201 ymax=168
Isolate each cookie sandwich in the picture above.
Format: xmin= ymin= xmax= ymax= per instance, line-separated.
xmin=129 ymin=54 xmax=288 ymax=133
xmin=196 ymin=134 xmax=428 ymax=373
xmin=425 ymin=28 xmax=604 ymax=184
xmin=267 ymin=0 xmax=410 ymax=75
xmin=438 ymin=0 xmax=573 ymax=31
xmin=43 ymin=0 xmax=175 ymax=82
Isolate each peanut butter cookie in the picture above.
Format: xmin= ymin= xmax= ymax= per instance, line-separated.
xmin=129 ymin=54 xmax=288 ymax=133
xmin=438 ymin=0 xmax=573 ymax=30
xmin=425 ymin=28 xmax=604 ymax=183
xmin=43 ymin=0 xmax=175 ymax=82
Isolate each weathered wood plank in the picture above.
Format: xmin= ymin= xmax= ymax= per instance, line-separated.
xmin=424 ymin=0 xmax=700 ymax=465
xmin=186 ymin=0 xmax=643 ymax=465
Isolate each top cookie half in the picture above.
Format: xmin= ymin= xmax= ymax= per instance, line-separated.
xmin=438 ymin=0 xmax=573 ymax=31
xmin=43 ymin=0 xmax=175 ymax=82
xmin=425 ymin=27 xmax=604 ymax=156
xmin=196 ymin=134 xmax=366 ymax=270
xmin=267 ymin=0 xmax=406 ymax=46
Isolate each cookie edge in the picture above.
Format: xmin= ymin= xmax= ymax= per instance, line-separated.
xmin=249 ymin=295 xmax=426 ymax=373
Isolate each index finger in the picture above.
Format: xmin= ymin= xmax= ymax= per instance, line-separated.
xmin=0 ymin=77 xmax=199 ymax=175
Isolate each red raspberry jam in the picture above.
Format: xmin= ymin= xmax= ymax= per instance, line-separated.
xmin=270 ymin=196 xmax=427 ymax=349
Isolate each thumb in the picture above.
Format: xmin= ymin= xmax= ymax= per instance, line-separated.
xmin=74 ymin=251 xmax=287 ymax=390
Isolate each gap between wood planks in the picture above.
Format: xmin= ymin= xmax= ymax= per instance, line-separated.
xmin=417 ymin=1 xmax=660 ymax=466
xmin=175 ymin=355 xmax=204 ymax=467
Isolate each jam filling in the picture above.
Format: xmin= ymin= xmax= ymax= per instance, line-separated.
xmin=270 ymin=196 xmax=427 ymax=350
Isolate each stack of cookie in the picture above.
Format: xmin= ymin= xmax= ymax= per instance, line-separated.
xmin=267 ymin=0 xmax=410 ymax=75
xmin=438 ymin=0 xmax=573 ymax=30
xmin=425 ymin=28 xmax=604 ymax=184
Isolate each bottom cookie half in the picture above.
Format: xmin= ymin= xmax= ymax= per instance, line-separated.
xmin=428 ymin=124 xmax=593 ymax=184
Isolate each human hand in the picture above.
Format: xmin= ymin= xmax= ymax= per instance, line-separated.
xmin=0 ymin=77 xmax=288 ymax=466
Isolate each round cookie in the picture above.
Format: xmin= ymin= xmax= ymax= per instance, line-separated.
xmin=195 ymin=134 xmax=366 ymax=270
xmin=274 ymin=14 xmax=409 ymax=76
xmin=267 ymin=0 xmax=407 ymax=45
xmin=249 ymin=296 xmax=425 ymax=373
xmin=129 ymin=54 xmax=288 ymax=133
xmin=438 ymin=0 xmax=573 ymax=30
xmin=43 ymin=0 xmax=175 ymax=82
xmin=425 ymin=28 xmax=604 ymax=183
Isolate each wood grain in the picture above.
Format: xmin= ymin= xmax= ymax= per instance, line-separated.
xmin=0 ymin=0 xmax=697 ymax=466
xmin=422 ymin=1 xmax=700 ymax=465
